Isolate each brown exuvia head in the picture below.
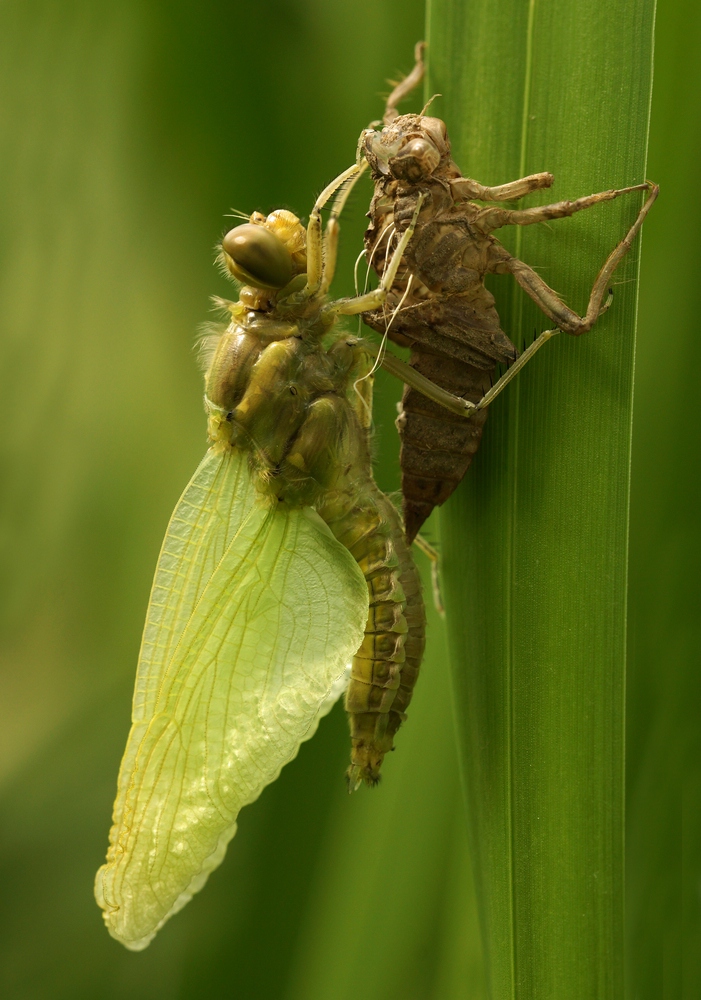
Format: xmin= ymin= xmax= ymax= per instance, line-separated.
xmin=362 ymin=113 xmax=451 ymax=183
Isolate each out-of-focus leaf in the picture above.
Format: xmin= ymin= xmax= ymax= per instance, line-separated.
xmin=0 ymin=1 xmax=472 ymax=998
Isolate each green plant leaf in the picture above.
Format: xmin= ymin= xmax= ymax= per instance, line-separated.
xmin=626 ymin=1 xmax=701 ymax=994
xmin=427 ymin=1 xmax=655 ymax=996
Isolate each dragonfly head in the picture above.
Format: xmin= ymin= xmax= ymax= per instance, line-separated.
xmin=220 ymin=210 xmax=307 ymax=292
xmin=362 ymin=114 xmax=450 ymax=184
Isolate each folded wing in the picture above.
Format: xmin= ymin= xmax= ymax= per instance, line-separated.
xmin=95 ymin=448 xmax=368 ymax=950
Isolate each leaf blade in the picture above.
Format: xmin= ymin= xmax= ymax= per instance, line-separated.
xmin=428 ymin=1 xmax=656 ymax=995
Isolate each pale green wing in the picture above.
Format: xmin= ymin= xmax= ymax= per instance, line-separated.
xmin=95 ymin=448 xmax=367 ymax=951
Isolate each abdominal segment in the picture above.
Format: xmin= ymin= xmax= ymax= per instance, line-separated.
xmin=326 ymin=490 xmax=425 ymax=789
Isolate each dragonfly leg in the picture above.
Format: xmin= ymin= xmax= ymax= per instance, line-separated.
xmin=413 ymin=534 xmax=445 ymax=617
xmin=363 ymin=329 xmax=560 ymax=417
xmin=478 ymin=179 xmax=656 ymax=234
xmin=303 ymin=163 xmax=366 ymax=295
xmin=324 ymin=193 xmax=425 ymax=318
xmin=383 ymin=40 xmax=425 ymax=124
xmin=489 ymin=181 xmax=658 ymax=334
xmin=318 ymin=162 xmax=370 ymax=295
xmin=451 ymin=171 xmax=554 ymax=203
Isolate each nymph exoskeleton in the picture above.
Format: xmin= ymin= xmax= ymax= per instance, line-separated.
xmin=95 ymin=166 xmax=426 ymax=950
xmin=360 ymin=43 xmax=658 ymax=542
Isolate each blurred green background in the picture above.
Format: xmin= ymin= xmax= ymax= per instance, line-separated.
xmin=0 ymin=1 xmax=697 ymax=998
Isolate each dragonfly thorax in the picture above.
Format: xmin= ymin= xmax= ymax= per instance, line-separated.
xmin=206 ymin=327 xmax=371 ymax=509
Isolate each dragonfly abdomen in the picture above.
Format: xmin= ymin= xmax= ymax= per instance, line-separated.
xmin=397 ymin=350 xmax=492 ymax=542
xmin=328 ymin=487 xmax=425 ymax=789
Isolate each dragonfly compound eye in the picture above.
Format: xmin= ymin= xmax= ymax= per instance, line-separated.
xmin=389 ymin=137 xmax=441 ymax=182
xmin=221 ymin=224 xmax=295 ymax=290
xmin=420 ymin=116 xmax=450 ymax=156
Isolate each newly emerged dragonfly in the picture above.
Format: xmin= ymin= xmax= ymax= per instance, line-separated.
xmin=95 ymin=167 xmax=426 ymax=950
xmin=361 ymin=43 xmax=658 ymax=541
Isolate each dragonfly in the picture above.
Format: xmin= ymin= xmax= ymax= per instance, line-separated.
xmin=360 ymin=42 xmax=658 ymax=542
xmin=94 ymin=166 xmax=426 ymax=950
